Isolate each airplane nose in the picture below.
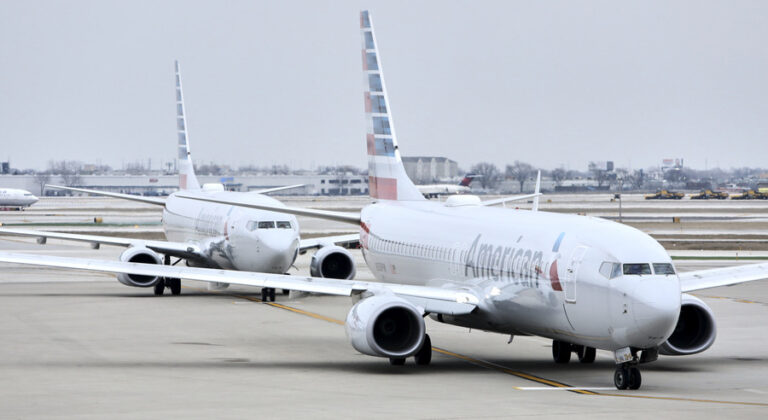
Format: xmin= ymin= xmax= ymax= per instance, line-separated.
xmin=632 ymin=277 xmax=681 ymax=339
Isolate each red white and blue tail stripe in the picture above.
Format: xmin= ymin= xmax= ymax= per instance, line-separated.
xmin=361 ymin=11 xmax=424 ymax=201
xmin=175 ymin=60 xmax=201 ymax=191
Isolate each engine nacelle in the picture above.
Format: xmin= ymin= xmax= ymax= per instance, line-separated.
xmin=310 ymin=245 xmax=356 ymax=279
xmin=659 ymin=294 xmax=717 ymax=356
xmin=345 ymin=295 xmax=425 ymax=358
xmin=116 ymin=247 xmax=163 ymax=288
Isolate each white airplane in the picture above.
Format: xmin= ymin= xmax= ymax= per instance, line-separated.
xmin=417 ymin=174 xmax=476 ymax=199
xmin=0 ymin=188 xmax=38 ymax=208
xmin=1 ymin=12 xmax=767 ymax=390
xmin=0 ymin=60 xmax=358 ymax=300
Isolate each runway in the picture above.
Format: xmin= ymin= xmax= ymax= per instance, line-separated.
xmin=1 ymin=197 xmax=767 ymax=418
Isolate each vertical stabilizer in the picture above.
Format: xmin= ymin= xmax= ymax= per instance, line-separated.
xmin=360 ymin=11 xmax=424 ymax=201
xmin=532 ymin=170 xmax=541 ymax=212
xmin=175 ymin=60 xmax=201 ymax=191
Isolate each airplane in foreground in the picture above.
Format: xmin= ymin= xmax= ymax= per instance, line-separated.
xmin=0 ymin=188 xmax=38 ymax=209
xmin=0 ymin=61 xmax=357 ymax=300
xmin=417 ymin=174 xmax=477 ymax=198
xmin=1 ymin=12 xmax=767 ymax=390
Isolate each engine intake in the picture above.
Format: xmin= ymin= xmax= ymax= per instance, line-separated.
xmin=659 ymin=294 xmax=717 ymax=356
xmin=310 ymin=245 xmax=356 ymax=279
xmin=345 ymin=295 xmax=425 ymax=358
xmin=117 ymin=247 xmax=163 ymax=288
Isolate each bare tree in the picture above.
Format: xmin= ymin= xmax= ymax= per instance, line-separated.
xmin=505 ymin=161 xmax=535 ymax=192
xmin=551 ymin=167 xmax=567 ymax=187
xmin=469 ymin=162 xmax=501 ymax=190
xmin=588 ymin=162 xmax=610 ymax=188
xmin=33 ymin=172 xmax=51 ymax=195
xmin=48 ymin=160 xmax=83 ymax=187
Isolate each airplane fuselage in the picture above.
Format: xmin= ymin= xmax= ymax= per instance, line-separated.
xmin=359 ymin=200 xmax=681 ymax=352
xmin=0 ymin=189 xmax=39 ymax=208
xmin=162 ymin=190 xmax=299 ymax=274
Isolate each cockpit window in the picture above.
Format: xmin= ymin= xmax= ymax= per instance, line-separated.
xmin=623 ymin=263 xmax=651 ymax=275
xmin=258 ymin=221 xmax=275 ymax=229
xmin=276 ymin=221 xmax=292 ymax=229
xmin=599 ymin=262 xmax=622 ymax=279
xmin=246 ymin=221 xmax=258 ymax=231
xmin=653 ymin=263 xmax=676 ymax=275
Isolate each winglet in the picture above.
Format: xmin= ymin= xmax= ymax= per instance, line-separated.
xmin=175 ymin=60 xmax=201 ymax=191
xmin=532 ymin=170 xmax=541 ymax=212
xmin=361 ymin=11 xmax=424 ymax=201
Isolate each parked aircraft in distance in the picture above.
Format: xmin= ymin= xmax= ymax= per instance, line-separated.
xmin=0 ymin=61 xmax=357 ymax=300
xmin=0 ymin=188 xmax=38 ymax=209
xmin=1 ymin=12 xmax=766 ymax=391
xmin=417 ymin=174 xmax=476 ymax=198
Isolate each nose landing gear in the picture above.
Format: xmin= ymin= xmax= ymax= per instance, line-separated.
xmin=614 ymin=365 xmax=641 ymax=390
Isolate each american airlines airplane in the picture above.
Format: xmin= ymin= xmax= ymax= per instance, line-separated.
xmin=417 ymin=174 xmax=476 ymax=198
xmin=0 ymin=188 xmax=38 ymax=208
xmin=0 ymin=12 xmax=766 ymax=390
xmin=0 ymin=61 xmax=357 ymax=300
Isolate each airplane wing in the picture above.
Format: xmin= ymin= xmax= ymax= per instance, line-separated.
xmin=0 ymin=252 xmax=478 ymax=315
xmin=47 ymin=185 xmax=166 ymax=206
xmin=299 ymin=234 xmax=359 ymax=252
xmin=175 ymin=194 xmax=361 ymax=224
xmin=678 ymin=262 xmax=768 ymax=292
xmin=481 ymin=193 xmax=542 ymax=207
xmin=252 ymin=184 xmax=306 ymax=195
xmin=0 ymin=228 xmax=202 ymax=260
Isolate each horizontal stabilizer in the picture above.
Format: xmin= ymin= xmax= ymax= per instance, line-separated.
xmin=46 ymin=185 xmax=166 ymax=206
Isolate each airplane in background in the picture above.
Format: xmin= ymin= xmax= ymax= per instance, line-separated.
xmin=0 ymin=60 xmax=357 ymax=300
xmin=1 ymin=12 xmax=767 ymax=390
xmin=0 ymin=188 xmax=38 ymax=209
xmin=417 ymin=174 xmax=477 ymax=198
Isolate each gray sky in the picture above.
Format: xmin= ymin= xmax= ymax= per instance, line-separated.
xmin=1 ymin=0 xmax=766 ymax=172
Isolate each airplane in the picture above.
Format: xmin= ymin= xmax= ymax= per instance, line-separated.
xmin=1 ymin=11 xmax=767 ymax=390
xmin=417 ymin=174 xmax=477 ymax=198
xmin=0 ymin=188 xmax=38 ymax=209
xmin=0 ymin=60 xmax=358 ymax=301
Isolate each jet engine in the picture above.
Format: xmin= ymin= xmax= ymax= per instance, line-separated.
xmin=345 ymin=295 xmax=425 ymax=358
xmin=310 ymin=245 xmax=356 ymax=279
xmin=116 ymin=247 xmax=163 ymax=287
xmin=659 ymin=294 xmax=717 ymax=356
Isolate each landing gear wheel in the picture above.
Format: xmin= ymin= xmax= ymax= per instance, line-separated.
xmin=552 ymin=340 xmax=571 ymax=364
xmin=614 ymin=366 xmax=629 ymax=390
xmin=260 ymin=288 xmax=268 ymax=302
xmin=577 ymin=346 xmax=596 ymax=363
xmin=268 ymin=288 xmax=276 ymax=302
xmin=153 ymin=279 xmax=165 ymax=296
xmin=414 ymin=334 xmax=432 ymax=366
xmin=169 ymin=278 xmax=181 ymax=295
xmin=282 ymin=289 xmax=290 ymax=296
xmin=628 ymin=366 xmax=642 ymax=390
xmin=389 ymin=357 xmax=406 ymax=366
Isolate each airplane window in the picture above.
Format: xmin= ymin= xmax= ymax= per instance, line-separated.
xmin=623 ymin=263 xmax=651 ymax=275
xmin=246 ymin=221 xmax=258 ymax=231
xmin=276 ymin=221 xmax=291 ymax=229
xmin=258 ymin=221 xmax=275 ymax=229
xmin=599 ymin=262 xmax=622 ymax=279
xmin=653 ymin=263 xmax=676 ymax=275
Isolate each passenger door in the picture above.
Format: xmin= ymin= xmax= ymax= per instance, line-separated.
xmin=563 ymin=246 xmax=588 ymax=303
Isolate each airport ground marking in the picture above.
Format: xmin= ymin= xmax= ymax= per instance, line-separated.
xmin=184 ymin=285 xmax=768 ymax=406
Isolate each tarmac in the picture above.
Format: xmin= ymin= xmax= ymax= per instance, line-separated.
xmin=0 ymin=197 xmax=767 ymax=418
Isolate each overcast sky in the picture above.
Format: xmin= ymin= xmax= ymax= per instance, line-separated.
xmin=1 ymin=1 xmax=766 ymax=172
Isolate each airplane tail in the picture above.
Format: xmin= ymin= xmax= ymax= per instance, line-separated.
xmin=360 ymin=11 xmax=424 ymax=201
xmin=175 ymin=60 xmax=201 ymax=191
xmin=459 ymin=174 xmax=477 ymax=187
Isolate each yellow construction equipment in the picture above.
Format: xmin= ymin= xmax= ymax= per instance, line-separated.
xmin=690 ymin=190 xmax=729 ymax=200
xmin=644 ymin=190 xmax=685 ymax=200
xmin=731 ymin=190 xmax=768 ymax=200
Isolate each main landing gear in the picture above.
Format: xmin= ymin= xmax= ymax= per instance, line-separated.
xmin=261 ymin=288 xmax=276 ymax=302
xmin=551 ymin=340 xmax=596 ymax=364
xmin=153 ymin=278 xmax=181 ymax=296
xmin=154 ymin=255 xmax=182 ymax=296
xmin=389 ymin=334 xmax=432 ymax=366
